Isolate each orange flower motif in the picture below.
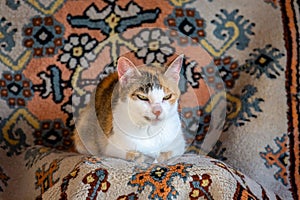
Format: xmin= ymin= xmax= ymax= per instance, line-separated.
xmin=129 ymin=163 xmax=192 ymax=199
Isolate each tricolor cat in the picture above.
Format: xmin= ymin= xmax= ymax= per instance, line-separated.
xmin=74 ymin=54 xmax=186 ymax=162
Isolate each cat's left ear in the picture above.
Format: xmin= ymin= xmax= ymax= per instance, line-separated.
xmin=164 ymin=54 xmax=184 ymax=83
xmin=117 ymin=57 xmax=141 ymax=86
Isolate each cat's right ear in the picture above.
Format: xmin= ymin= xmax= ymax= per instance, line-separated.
xmin=164 ymin=54 xmax=184 ymax=83
xmin=117 ymin=57 xmax=140 ymax=86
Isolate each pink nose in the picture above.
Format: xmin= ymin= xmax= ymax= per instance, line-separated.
xmin=152 ymin=105 xmax=162 ymax=117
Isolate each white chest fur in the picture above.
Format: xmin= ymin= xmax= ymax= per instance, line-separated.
xmin=105 ymin=100 xmax=185 ymax=159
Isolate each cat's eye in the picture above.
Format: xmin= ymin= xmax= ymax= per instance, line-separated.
xmin=163 ymin=94 xmax=172 ymax=101
xmin=136 ymin=94 xmax=149 ymax=101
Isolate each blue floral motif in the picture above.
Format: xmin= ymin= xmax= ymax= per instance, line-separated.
xmin=67 ymin=2 xmax=160 ymax=37
xmin=211 ymin=9 xmax=255 ymax=50
xmin=201 ymin=56 xmax=240 ymax=91
xmin=165 ymin=8 xmax=205 ymax=46
xmin=33 ymin=119 xmax=73 ymax=150
xmin=23 ymin=16 xmax=64 ymax=57
xmin=0 ymin=71 xmax=34 ymax=107
xmin=224 ymin=85 xmax=264 ymax=131
xmin=242 ymin=44 xmax=285 ymax=79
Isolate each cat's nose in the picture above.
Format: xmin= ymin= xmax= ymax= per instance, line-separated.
xmin=152 ymin=105 xmax=162 ymax=117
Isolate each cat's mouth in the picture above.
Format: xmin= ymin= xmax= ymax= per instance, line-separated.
xmin=144 ymin=116 xmax=162 ymax=124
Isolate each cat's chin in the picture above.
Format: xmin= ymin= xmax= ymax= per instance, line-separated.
xmin=150 ymin=119 xmax=161 ymax=126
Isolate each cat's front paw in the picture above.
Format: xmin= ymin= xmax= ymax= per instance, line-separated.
xmin=126 ymin=150 xmax=141 ymax=161
xmin=126 ymin=151 xmax=154 ymax=163
xmin=157 ymin=151 xmax=173 ymax=163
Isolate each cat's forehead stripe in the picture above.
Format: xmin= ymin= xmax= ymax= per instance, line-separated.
xmin=137 ymin=70 xmax=162 ymax=93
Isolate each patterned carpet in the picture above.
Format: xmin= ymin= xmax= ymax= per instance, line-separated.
xmin=0 ymin=0 xmax=299 ymax=199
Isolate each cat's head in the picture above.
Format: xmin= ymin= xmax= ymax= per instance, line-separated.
xmin=115 ymin=55 xmax=183 ymax=126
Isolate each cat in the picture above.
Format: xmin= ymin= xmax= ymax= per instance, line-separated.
xmin=73 ymin=54 xmax=186 ymax=163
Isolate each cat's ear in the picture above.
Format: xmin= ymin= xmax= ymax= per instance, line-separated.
xmin=117 ymin=57 xmax=140 ymax=86
xmin=164 ymin=54 xmax=184 ymax=83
